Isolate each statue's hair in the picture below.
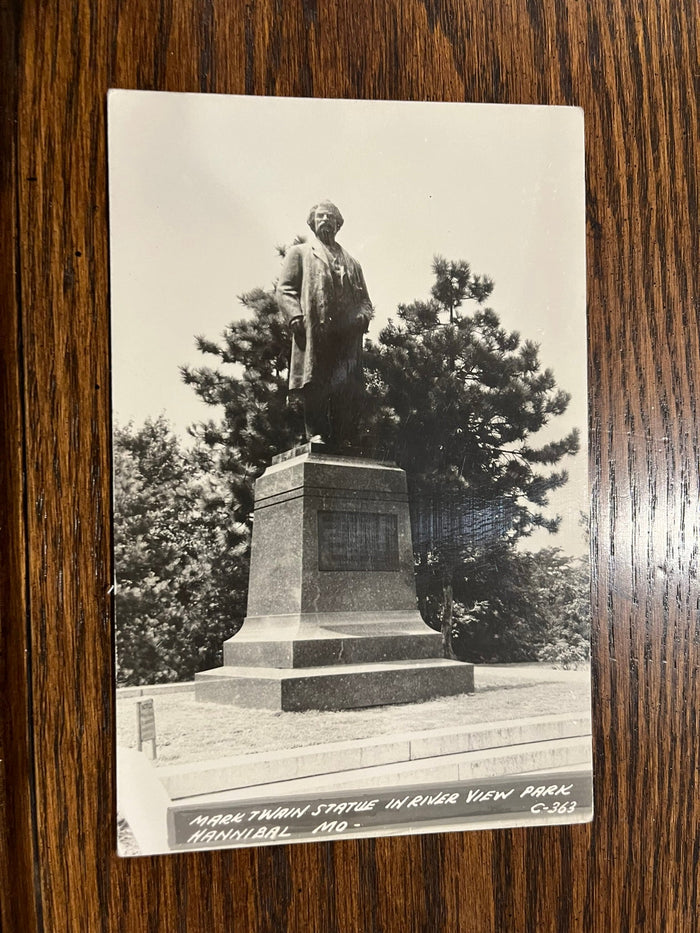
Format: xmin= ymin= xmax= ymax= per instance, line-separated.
xmin=307 ymin=201 xmax=344 ymax=232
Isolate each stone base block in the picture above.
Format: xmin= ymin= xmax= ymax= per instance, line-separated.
xmin=223 ymin=610 xmax=443 ymax=668
xmin=202 ymin=450 xmax=467 ymax=712
xmin=195 ymin=658 xmax=474 ymax=712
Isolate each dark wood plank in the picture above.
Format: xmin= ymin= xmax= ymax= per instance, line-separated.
xmin=2 ymin=0 xmax=697 ymax=929
xmin=0 ymin=1 xmax=41 ymax=930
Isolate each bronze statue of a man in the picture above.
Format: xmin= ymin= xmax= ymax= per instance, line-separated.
xmin=276 ymin=201 xmax=373 ymax=449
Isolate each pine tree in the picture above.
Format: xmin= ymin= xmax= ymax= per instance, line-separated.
xmin=181 ymin=284 xmax=304 ymax=528
xmin=363 ymin=256 xmax=580 ymax=655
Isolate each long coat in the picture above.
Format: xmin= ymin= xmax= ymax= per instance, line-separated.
xmin=276 ymin=237 xmax=373 ymax=392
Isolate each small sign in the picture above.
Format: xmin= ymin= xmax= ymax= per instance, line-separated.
xmin=136 ymin=698 xmax=157 ymax=759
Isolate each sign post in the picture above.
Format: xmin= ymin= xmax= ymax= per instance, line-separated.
xmin=135 ymin=698 xmax=157 ymax=759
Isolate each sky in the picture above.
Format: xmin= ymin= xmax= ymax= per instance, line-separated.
xmin=108 ymin=92 xmax=588 ymax=556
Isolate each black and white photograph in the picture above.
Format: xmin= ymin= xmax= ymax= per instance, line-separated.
xmin=109 ymin=91 xmax=592 ymax=856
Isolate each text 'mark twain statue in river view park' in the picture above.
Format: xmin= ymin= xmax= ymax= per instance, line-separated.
xmin=276 ymin=200 xmax=373 ymax=450
xmin=194 ymin=202 xmax=474 ymax=712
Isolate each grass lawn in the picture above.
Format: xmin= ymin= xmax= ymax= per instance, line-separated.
xmin=117 ymin=667 xmax=591 ymax=767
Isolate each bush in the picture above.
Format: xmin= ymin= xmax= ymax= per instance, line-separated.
xmin=448 ymin=546 xmax=590 ymax=664
xmin=537 ymin=636 xmax=590 ymax=669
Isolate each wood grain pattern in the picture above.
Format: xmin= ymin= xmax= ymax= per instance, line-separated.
xmin=1 ymin=0 xmax=698 ymax=929
xmin=1 ymin=2 xmax=41 ymax=931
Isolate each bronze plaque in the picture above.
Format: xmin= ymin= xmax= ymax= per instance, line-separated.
xmin=318 ymin=511 xmax=399 ymax=572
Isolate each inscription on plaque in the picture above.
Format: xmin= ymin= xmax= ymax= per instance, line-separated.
xmin=318 ymin=511 xmax=400 ymax=572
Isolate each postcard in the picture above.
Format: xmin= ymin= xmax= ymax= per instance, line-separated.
xmin=109 ymin=91 xmax=591 ymax=855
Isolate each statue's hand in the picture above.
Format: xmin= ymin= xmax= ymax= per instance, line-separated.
xmin=290 ymin=317 xmax=306 ymax=348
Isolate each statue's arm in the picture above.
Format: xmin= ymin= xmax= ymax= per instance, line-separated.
xmin=276 ymin=246 xmax=304 ymax=325
xmin=356 ymin=263 xmax=374 ymax=332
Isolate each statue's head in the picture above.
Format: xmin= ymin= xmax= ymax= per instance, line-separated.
xmin=307 ymin=201 xmax=344 ymax=238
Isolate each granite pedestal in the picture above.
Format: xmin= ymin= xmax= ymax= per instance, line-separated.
xmin=195 ymin=445 xmax=474 ymax=710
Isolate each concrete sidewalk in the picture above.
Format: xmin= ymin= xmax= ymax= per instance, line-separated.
xmin=155 ymin=711 xmax=592 ymax=801
xmin=477 ymin=663 xmax=591 ymax=686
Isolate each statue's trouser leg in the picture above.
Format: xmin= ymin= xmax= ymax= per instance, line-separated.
xmin=329 ymin=384 xmax=359 ymax=449
xmin=302 ymin=383 xmax=331 ymax=441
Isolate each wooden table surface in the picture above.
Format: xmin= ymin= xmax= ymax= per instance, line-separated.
xmin=1 ymin=1 xmax=697 ymax=930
